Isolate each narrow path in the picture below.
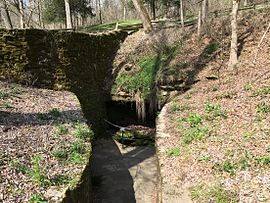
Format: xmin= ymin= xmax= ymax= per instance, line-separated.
xmin=91 ymin=138 xmax=158 ymax=203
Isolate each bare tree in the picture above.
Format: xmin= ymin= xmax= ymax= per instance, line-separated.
xmin=197 ymin=4 xmax=202 ymax=36
xmin=64 ymin=0 xmax=72 ymax=28
xmin=180 ymin=0 xmax=184 ymax=28
xmin=229 ymin=0 xmax=240 ymax=69
xmin=201 ymin=0 xmax=208 ymax=24
xmin=18 ymin=0 xmax=24 ymax=28
xmin=0 ymin=0 xmax=13 ymax=28
xmin=131 ymin=0 xmax=153 ymax=32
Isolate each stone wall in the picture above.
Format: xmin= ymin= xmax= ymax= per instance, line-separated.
xmin=0 ymin=29 xmax=128 ymax=134
xmin=0 ymin=28 xmax=128 ymax=203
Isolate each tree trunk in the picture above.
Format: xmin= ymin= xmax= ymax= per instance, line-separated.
xmin=197 ymin=5 xmax=202 ymax=36
xmin=201 ymin=0 xmax=208 ymax=24
xmin=151 ymin=0 xmax=156 ymax=20
xmin=0 ymin=0 xmax=13 ymax=29
xmin=64 ymin=0 xmax=72 ymax=29
xmin=244 ymin=0 xmax=248 ymax=6
xmin=18 ymin=0 xmax=24 ymax=28
xmin=37 ymin=0 xmax=44 ymax=28
xmin=98 ymin=0 xmax=102 ymax=24
xmin=180 ymin=0 xmax=184 ymax=28
xmin=131 ymin=0 xmax=153 ymax=32
xmin=229 ymin=0 xmax=240 ymax=69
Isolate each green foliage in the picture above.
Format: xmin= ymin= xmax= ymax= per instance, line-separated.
xmin=28 ymin=155 xmax=50 ymax=186
xmin=83 ymin=20 xmax=142 ymax=32
xmin=36 ymin=113 xmax=48 ymax=120
xmin=256 ymin=102 xmax=270 ymax=116
xmin=255 ymin=156 xmax=270 ymax=166
xmin=252 ymin=85 xmax=270 ymax=96
xmin=113 ymin=54 xmax=158 ymax=98
xmin=207 ymin=185 xmax=238 ymax=203
xmin=70 ymin=141 xmax=86 ymax=154
xmin=30 ymin=193 xmax=46 ymax=203
xmin=205 ymin=42 xmax=219 ymax=55
xmin=74 ymin=122 xmax=94 ymax=141
xmin=53 ymin=146 xmax=68 ymax=160
xmin=183 ymin=113 xmax=203 ymax=127
xmin=182 ymin=125 xmax=210 ymax=144
xmin=170 ymin=103 xmax=187 ymax=113
xmin=43 ymin=0 xmax=94 ymax=23
xmin=204 ymin=100 xmax=227 ymax=119
xmin=166 ymin=147 xmax=181 ymax=157
xmin=0 ymin=101 xmax=13 ymax=109
xmin=197 ymin=156 xmax=210 ymax=162
xmin=191 ymin=184 xmax=238 ymax=203
xmin=54 ymin=124 xmax=69 ymax=135
xmin=222 ymin=161 xmax=237 ymax=175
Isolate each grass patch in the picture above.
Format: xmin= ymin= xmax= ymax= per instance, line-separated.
xmin=28 ymin=155 xmax=50 ymax=186
xmin=10 ymin=160 xmax=29 ymax=174
xmin=252 ymin=85 xmax=270 ymax=97
xmin=50 ymin=174 xmax=71 ymax=186
xmin=166 ymin=147 xmax=181 ymax=157
xmin=204 ymin=100 xmax=227 ymax=119
xmin=73 ymin=122 xmax=94 ymax=141
xmin=54 ymin=124 xmax=68 ymax=135
xmin=53 ymin=146 xmax=68 ymax=160
xmin=205 ymin=42 xmax=219 ymax=55
xmin=30 ymin=193 xmax=46 ymax=203
xmin=256 ymin=102 xmax=270 ymax=117
xmin=255 ymin=156 xmax=270 ymax=166
xmin=83 ymin=20 xmax=142 ymax=32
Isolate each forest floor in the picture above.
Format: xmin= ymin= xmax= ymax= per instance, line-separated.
xmin=0 ymin=82 xmax=92 ymax=202
xmin=155 ymin=11 xmax=270 ymax=203
xmin=112 ymin=9 xmax=270 ymax=203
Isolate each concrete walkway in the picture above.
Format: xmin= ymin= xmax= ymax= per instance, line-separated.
xmin=91 ymin=138 xmax=159 ymax=203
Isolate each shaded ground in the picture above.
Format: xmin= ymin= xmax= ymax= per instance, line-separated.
xmin=0 ymin=81 xmax=92 ymax=202
xmin=91 ymin=138 xmax=158 ymax=203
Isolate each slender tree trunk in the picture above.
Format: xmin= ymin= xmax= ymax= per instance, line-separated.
xmin=201 ymin=0 xmax=208 ymax=24
xmin=98 ymin=0 xmax=102 ymax=24
xmin=229 ymin=0 xmax=240 ymax=69
xmin=37 ymin=0 xmax=44 ymax=28
xmin=18 ymin=0 xmax=24 ymax=28
xmin=151 ymin=0 xmax=156 ymax=20
xmin=0 ymin=0 xmax=13 ymax=29
xmin=131 ymin=0 xmax=153 ymax=32
xmin=180 ymin=0 xmax=184 ymax=28
xmin=64 ymin=0 xmax=72 ymax=29
xmin=197 ymin=5 xmax=202 ymax=36
xmin=244 ymin=0 xmax=248 ymax=6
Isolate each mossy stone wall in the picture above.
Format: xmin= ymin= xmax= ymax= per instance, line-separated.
xmin=0 ymin=29 xmax=128 ymax=134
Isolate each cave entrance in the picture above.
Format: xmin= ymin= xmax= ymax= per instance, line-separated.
xmin=105 ymin=100 xmax=156 ymax=127
xmin=105 ymin=100 xmax=156 ymax=146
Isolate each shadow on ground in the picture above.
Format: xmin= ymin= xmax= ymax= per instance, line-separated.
xmin=91 ymin=138 xmax=157 ymax=203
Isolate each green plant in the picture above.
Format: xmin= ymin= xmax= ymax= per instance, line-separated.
xmin=49 ymin=108 xmax=61 ymax=118
xmin=28 ymin=155 xmax=50 ymax=186
xmin=198 ymin=156 xmax=210 ymax=162
xmin=1 ymin=101 xmax=13 ymax=109
xmin=183 ymin=113 xmax=203 ymax=127
xmin=204 ymin=100 xmax=227 ymax=119
xmin=252 ymin=85 xmax=270 ymax=96
xmin=170 ymin=103 xmax=186 ymax=113
xmin=222 ymin=161 xmax=236 ymax=175
xmin=244 ymin=82 xmax=253 ymax=92
xmin=54 ymin=124 xmax=68 ymax=135
xmin=74 ymin=122 xmax=93 ymax=141
xmin=255 ymin=156 xmax=270 ymax=166
xmin=256 ymin=102 xmax=270 ymax=116
xmin=205 ymin=42 xmax=219 ymax=55
xmin=166 ymin=147 xmax=181 ymax=157
xmin=53 ymin=147 xmax=68 ymax=160
xmin=207 ymin=185 xmax=238 ymax=203
xmin=243 ymin=131 xmax=256 ymax=140
xmin=191 ymin=184 xmax=204 ymax=199
xmin=266 ymin=146 xmax=270 ymax=153
xmin=70 ymin=141 xmax=85 ymax=154
xmin=30 ymin=193 xmax=46 ymax=203
xmin=182 ymin=125 xmax=210 ymax=144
